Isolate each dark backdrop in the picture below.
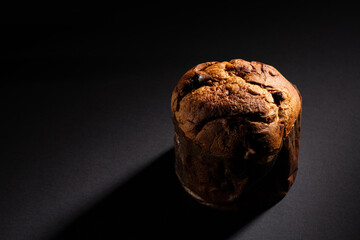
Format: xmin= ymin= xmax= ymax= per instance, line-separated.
xmin=1 ymin=3 xmax=360 ymax=240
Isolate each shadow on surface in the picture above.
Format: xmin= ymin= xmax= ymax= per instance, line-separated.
xmin=54 ymin=148 xmax=273 ymax=240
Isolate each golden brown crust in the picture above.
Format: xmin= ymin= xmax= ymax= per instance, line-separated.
xmin=171 ymin=59 xmax=301 ymax=160
xmin=174 ymin=112 xmax=301 ymax=210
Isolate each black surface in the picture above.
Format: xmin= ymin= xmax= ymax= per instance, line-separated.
xmin=53 ymin=149 xmax=266 ymax=240
xmin=1 ymin=4 xmax=360 ymax=240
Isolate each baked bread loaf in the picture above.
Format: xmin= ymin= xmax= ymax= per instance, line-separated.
xmin=171 ymin=59 xmax=301 ymax=211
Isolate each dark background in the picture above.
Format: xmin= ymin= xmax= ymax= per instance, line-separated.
xmin=1 ymin=3 xmax=360 ymax=240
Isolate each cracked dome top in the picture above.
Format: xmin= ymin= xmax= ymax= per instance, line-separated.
xmin=171 ymin=59 xmax=301 ymax=161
